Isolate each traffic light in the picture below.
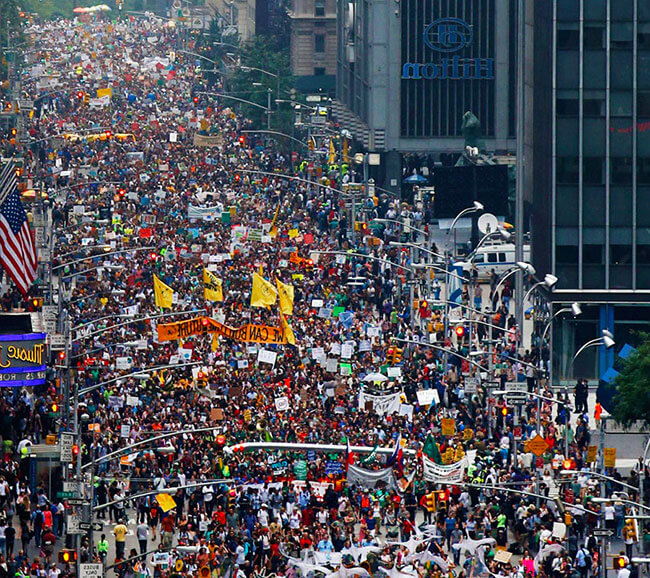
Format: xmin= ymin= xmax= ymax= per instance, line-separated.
xmin=354 ymin=222 xmax=368 ymax=233
xmin=76 ymin=90 xmax=84 ymax=99
xmin=624 ymin=518 xmax=638 ymax=542
xmin=501 ymin=406 xmax=508 ymax=417
xmin=10 ymin=127 xmax=17 ymax=137
xmin=71 ymin=444 xmax=80 ymax=458
xmin=49 ymin=402 xmax=59 ymax=417
xmin=455 ymin=325 xmax=466 ymax=338
xmin=238 ymin=135 xmax=245 ymax=145
xmin=424 ymin=492 xmax=436 ymax=512
xmin=193 ymin=96 xmax=199 ymax=104
xmin=4 ymin=101 xmax=12 ymax=111
xmin=437 ymin=490 xmax=449 ymax=511
xmin=104 ymin=130 xmax=112 ymax=139
xmin=562 ymin=459 xmax=573 ymax=470
xmin=118 ymin=187 xmax=126 ymax=199
xmin=58 ymin=550 xmax=77 ymax=564
xmin=31 ymin=297 xmax=43 ymax=311
xmin=305 ymin=258 xmax=314 ymax=272
xmin=234 ymin=174 xmax=241 ymax=183
xmin=614 ymin=556 xmax=627 ymax=570
xmin=228 ymin=489 xmax=237 ymax=509
xmin=58 ymin=351 xmax=66 ymax=364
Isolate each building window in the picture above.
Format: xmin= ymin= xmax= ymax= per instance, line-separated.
xmin=584 ymin=27 xmax=605 ymax=49
xmin=557 ymin=98 xmax=579 ymax=116
xmin=556 ymin=245 xmax=579 ymax=264
xmin=557 ymin=157 xmax=579 ymax=184
xmin=584 ymin=157 xmax=604 ymax=184
xmin=314 ymin=67 xmax=326 ymax=76
xmin=558 ymin=29 xmax=579 ymax=50
xmin=583 ymin=244 xmax=604 ymax=264
xmin=611 ymin=245 xmax=633 ymax=265
xmin=315 ymin=35 xmax=326 ymax=53
xmin=315 ymin=0 xmax=326 ymax=17
xmin=611 ymin=157 xmax=633 ymax=184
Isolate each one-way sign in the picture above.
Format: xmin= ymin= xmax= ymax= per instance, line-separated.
xmin=593 ymin=528 xmax=614 ymax=537
xmin=67 ymin=498 xmax=90 ymax=507
xmin=79 ymin=522 xmax=103 ymax=532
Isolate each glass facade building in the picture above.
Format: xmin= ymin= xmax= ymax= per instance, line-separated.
xmin=530 ymin=0 xmax=650 ymax=384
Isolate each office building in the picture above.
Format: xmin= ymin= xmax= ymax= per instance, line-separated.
xmin=335 ymin=0 xmax=518 ymax=193
xmin=289 ymin=0 xmax=337 ymax=93
xmin=528 ymin=0 xmax=650 ymax=386
xmin=207 ymin=0 xmax=257 ymax=41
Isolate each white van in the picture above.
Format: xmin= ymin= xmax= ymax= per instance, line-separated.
xmin=461 ymin=242 xmax=531 ymax=280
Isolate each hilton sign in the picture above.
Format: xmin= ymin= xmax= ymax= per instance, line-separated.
xmin=402 ymin=18 xmax=495 ymax=81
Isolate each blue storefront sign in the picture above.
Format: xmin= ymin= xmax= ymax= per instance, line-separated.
xmin=0 ymin=333 xmax=47 ymax=387
xmin=402 ymin=18 xmax=495 ymax=81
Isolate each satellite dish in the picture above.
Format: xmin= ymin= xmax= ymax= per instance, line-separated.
xmin=477 ymin=213 xmax=499 ymax=234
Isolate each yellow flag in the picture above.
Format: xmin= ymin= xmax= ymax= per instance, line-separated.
xmin=203 ymin=269 xmax=223 ymax=302
xmin=328 ymin=138 xmax=336 ymax=164
xmin=276 ymin=278 xmax=294 ymax=316
xmin=211 ymin=333 xmax=219 ymax=352
xmin=155 ymin=492 xmax=177 ymax=513
xmin=250 ymin=273 xmax=277 ymax=308
xmin=342 ymin=137 xmax=350 ymax=164
xmin=279 ymin=309 xmax=296 ymax=346
xmin=154 ymin=275 xmax=174 ymax=309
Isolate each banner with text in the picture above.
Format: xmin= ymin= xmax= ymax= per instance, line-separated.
xmin=156 ymin=316 xmax=289 ymax=344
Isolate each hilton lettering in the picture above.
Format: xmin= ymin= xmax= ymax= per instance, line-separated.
xmin=402 ymin=57 xmax=495 ymax=80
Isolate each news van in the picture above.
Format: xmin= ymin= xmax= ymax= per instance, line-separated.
xmin=461 ymin=242 xmax=531 ymax=280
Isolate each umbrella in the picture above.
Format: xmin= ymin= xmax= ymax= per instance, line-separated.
xmin=363 ymin=372 xmax=388 ymax=382
xmin=403 ymin=173 xmax=428 ymax=184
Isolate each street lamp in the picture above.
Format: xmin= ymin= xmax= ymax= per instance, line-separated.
xmin=493 ymin=261 xmax=537 ymax=297
xmin=446 ymin=201 xmax=484 ymax=254
xmin=572 ymin=329 xmax=616 ymax=363
xmin=542 ymin=302 xmax=582 ymax=341
xmin=523 ymin=273 xmax=559 ymax=303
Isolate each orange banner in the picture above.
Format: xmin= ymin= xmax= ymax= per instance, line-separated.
xmin=157 ymin=317 xmax=289 ymax=344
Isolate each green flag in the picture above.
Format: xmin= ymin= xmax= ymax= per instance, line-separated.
xmin=422 ymin=434 xmax=443 ymax=465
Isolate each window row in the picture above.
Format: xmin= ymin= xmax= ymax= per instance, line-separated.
xmin=557 ymin=157 xmax=650 ymax=184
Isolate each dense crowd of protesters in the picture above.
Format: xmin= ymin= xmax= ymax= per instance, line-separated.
xmin=0 ymin=12 xmax=645 ymax=578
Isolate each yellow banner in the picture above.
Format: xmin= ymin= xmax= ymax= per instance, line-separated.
xmin=203 ymin=269 xmax=223 ymax=302
xmin=157 ymin=317 xmax=289 ymax=344
xmin=604 ymin=447 xmax=617 ymax=468
xmin=96 ymin=87 xmax=112 ymax=99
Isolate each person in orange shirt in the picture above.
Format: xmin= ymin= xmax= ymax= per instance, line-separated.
xmin=595 ymin=402 xmax=603 ymax=427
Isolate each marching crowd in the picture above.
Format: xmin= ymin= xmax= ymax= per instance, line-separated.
xmin=0 ymin=12 xmax=644 ymax=578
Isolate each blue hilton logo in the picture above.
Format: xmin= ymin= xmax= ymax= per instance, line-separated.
xmin=402 ymin=18 xmax=495 ymax=80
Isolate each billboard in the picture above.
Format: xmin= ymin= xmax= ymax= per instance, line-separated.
xmin=0 ymin=333 xmax=47 ymax=387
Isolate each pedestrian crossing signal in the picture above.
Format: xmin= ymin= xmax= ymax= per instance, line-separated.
xmin=58 ymin=550 xmax=77 ymax=564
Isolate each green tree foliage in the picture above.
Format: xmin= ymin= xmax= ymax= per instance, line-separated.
xmin=612 ymin=334 xmax=650 ymax=428
xmin=227 ymin=34 xmax=294 ymax=135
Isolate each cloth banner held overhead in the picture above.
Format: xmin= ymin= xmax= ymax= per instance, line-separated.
xmin=251 ymin=273 xmax=278 ymax=307
xmin=154 ymin=275 xmax=174 ymax=309
xmin=346 ymin=464 xmax=397 ymax=490
xmin=358 ymin=391 xmax=403 ymax=416
xmin=193 ymin=134 xmax=224 ymax=147
xmin=156 ymin=317 xmax=290 ymax=344
xmin=422 ymin=454 xmax=468 ymax=484
xmin=188 ymin=205 xmax=221 ymax=221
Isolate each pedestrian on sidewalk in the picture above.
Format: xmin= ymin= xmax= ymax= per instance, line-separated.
xmin=97 ymin=534 xmax=109 ymax=565
xmin=136 ymin=520 xmax=149 ymax=555
xmin=113 ymin=520 xmax=127 ymax=561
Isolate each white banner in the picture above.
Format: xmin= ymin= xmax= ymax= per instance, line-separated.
xmin=358 ymin=391 xmax=403 ymax=415
xmin=290 ymin=480 xmax=332 ymax=501
xmin=346 ymin=464 xmax=397 ymax=490
xmin=187 ymin=205 xmax=222 ymax=222
xmin=422 ymin=454 xmax=467 ymax=484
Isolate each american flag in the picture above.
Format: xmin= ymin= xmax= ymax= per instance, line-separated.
xmin=0 ymin=162 xmax=37 ymax=296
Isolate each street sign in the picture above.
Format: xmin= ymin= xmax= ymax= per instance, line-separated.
xmin=67 ymin=498 xmax=89 ymax=507
xmin=527 ymin=434 xmax=550 ymax=457
xmin=78 ymin=522 xmax=102 ymax=532
xmin=464 ymin=377 xmax=479 ymax=394
xmin=49 ymin=334 xmax=65 ymax=349
xmin=505 ymin=382 xmax=527 ymax=396
xmin=60 ymin=432 xmax=74 ymax=463
xmin=593 ymin=528 xmax=614 ymax=538
xmin=80 ymin=563 xmax=104 ymax=577
xmin=42 ymin=305 xmax=57 ymax=321
xmin=66 ymin=514 xmax=84 ymax=535
xmin=57 ymin=491 xmax=76 ymax=499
